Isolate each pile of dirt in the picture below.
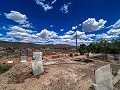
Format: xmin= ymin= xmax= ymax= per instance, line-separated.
xmin=114 ymin=80 xmax=120 ymax=89
xmin=0 ymin=59 xmax=110 ymax=90
xmin=0 ymin=62 xmax=34 ymax=84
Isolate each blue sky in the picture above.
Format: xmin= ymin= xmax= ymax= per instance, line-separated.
xmin=0 ymin=0 xmax=120 ymax=45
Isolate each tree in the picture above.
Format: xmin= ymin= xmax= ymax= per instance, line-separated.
xmin=79 ymin=44 xmax=87 ymax=55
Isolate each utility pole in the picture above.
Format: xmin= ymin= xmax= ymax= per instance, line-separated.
xmin=75 ymin=20 xmax=77 ymax=53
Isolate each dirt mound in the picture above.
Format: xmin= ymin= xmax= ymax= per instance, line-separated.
xmin=0 ymin=59 xmax=110 ymax=90
xmin=114 ymin=80 xmax=120 ymax=89
xmin=0 ymin=62 xmax=34 ymax=84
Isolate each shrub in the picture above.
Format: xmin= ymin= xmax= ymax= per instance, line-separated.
xmin=74 ymin=54 xmax=79 ymax=56
xmin=69 ymin=53 xmax=73 ymax=57
xmin=80 ymin=52 xmax=84 ymax=55
xmin=0 ymin=63 xmax=14 ymax=74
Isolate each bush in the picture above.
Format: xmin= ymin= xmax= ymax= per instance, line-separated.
xmin=74 ymin=54 xmax=79 ymax=56
xmin=80 ymin=52 xmax=84 ymax=55
xmin=69 ymin=53 xmax=73 ymax=57
xmin=0 ymin=63 xmax=14 ymax=74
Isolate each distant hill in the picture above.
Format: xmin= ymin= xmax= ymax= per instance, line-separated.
xmin=0 ymin=41 xmax=76 ymax=51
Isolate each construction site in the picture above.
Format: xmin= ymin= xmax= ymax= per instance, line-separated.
xmin=0 ymin=42 xmax=120 ymax=90
xmin=0 ymin=0 xmax=120 ymax=90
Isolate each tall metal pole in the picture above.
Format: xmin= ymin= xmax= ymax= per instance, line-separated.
xmin=75 ymin=20 xmax=77 ymax=53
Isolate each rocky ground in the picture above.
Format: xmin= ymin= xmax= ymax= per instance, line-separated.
xmin=0 ymin=58 xmax=115 ymax=90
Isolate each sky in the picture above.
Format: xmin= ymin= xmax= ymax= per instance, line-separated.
xmin=0 ymin=0 xmax=120 ymax=45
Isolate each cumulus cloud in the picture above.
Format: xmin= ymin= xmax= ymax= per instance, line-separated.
xmin=4 ymin=11 xmax=28 ymax=24
xmin=66 ymin=30 xmax=74 ymax=35
xmin=95 ymin=33 xmax=119 ymax=40
xmin=7 ymin=31 xmax=30 ymax=38
xmin=36 ymin=29 xmax=58 ymax=38
xmin=73 ymin=31 xmax=86 ymax=39
xmin=9 ymin=26 xmax=34 ymax=33
xmin=72 ymin=26 xmax=77 ymax=30
xmin=82 ymin=18 xmax=107 ymax=32
xmin=50 ymin=38 xmax=75 ymax=45
xmin=4 ymin=11 xmax=34 ymax=28
xmin=0 ymin=37 xmax=16 ymax=42
xmin=59 ymin=34 xmax=72 ymax=39
xmin=87 ymin=34 xmax=96 ymax=38
xmin=6 ymin=25 xmax=36 ymax=39
xmin=35 ymin=0 xmax=53 ymax=11
xmin=60 ymin=2 xmax=71 ymax=13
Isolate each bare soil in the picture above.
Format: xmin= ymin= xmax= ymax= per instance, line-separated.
xmin=0 ymin=59 xmax=110 ymax=90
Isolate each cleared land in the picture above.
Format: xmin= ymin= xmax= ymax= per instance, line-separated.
xmin=0 ymin=57 xmax=110 ymax=90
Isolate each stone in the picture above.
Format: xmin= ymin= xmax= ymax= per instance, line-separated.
xmin=20 ymin=56 xmax=27 ymax=62
xmin=32 ymin=60 xmax=44 ymax=76
xmin=32 ymin=52 xmax=44 ymax=76
xmin=33 ymin=52 xmax=42 ymax=61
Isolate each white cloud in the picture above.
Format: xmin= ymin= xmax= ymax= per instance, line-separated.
xmin=21 ymin=23 xmax=34 ymax=28
xmin=0 ymin=37 xmax=16 ymax=42
xmin=79 ymin=24 xmax=81 ymax=26
xmin=9 ymin=26 xmax=34 ymax=33
xmin=4 ymin=11 xmax=28 ymax=24
xmin=87 ymin=34 xmax=96 ymax=38
xmin=72 ymin=26 xmax=77 ymax=30
xmin=35 ymin=0 xmax=53 ymax=11
xmin=2 ymin=26 xmax=7 ymax=30
xmin=0 ymin=26 xmax=7 ymax=30
xmin=0 ymin=33 xmax=3 ymax=36
xmin=66 ymin=30 xmax=74 ymax=35
xmin=106 ymin=19 xmax=120 ymax=29
xmin=111 ymin=19 xmax=120 ymax=29
xmin=60 ymin=29 xmax=64 ymax=31
xmin=95 ymin=33 xmax=119 ymax=40
xmin=49 ymin=38 xmax=75 ymax=45
xmin=73 ymin=31 xmax=86 ymax=39
xmin=60 ymin=2 xmax=71 ymax=13
xmin=7 ymin=31 xmax=30 ymax=38
xmin=59 ymin=34 xmax=72 ymax=39
xmin=82 ymin=18 xmax=107 ymax=32
xmin=6 ymin=25 xmax=36 ymax=39
xmin=4 ymin=11 xmax=34 ymax=28
xmin=51 ymin=0 xmax=57 ymax=4
xmin=36 ymin=29 xmax=58 ymax=38
xmin=107 ymin=28 xmax=120 ymax=35
xmin=104 ymin=19 xmax=120 ymax=40
xmin=88 ymin=38 xmax=94 ymax=41
xmin=20 ymin=37 xmax=36 ymax=43
xmin=50 ymin=25 xmax=53 ymax=27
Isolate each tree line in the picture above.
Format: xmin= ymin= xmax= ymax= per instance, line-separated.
xmin=79 ymin=39 xmax=120 ymax=55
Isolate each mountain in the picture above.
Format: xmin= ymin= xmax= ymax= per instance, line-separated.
xmin=0 ymin=41 xmax=76 ymax=55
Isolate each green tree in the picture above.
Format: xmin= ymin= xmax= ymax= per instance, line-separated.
xmin=79 ymin=44 xmax=87 ymax=55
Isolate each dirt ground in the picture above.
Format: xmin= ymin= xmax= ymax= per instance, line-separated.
xmin=0 ymin=58 xmax=110 ymax=90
